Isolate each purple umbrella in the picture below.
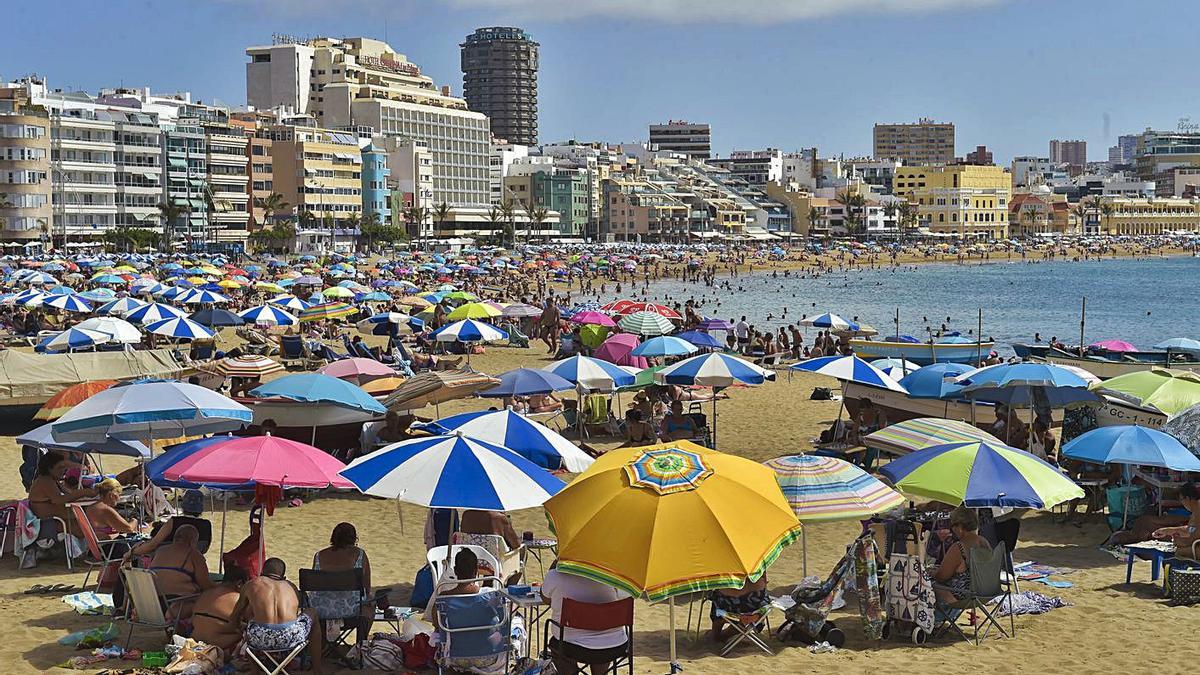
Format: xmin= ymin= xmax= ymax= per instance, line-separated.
xmin=697 ymin=317 xmax=733 ymax=331
xmin=294 ymin=275 xmax=322 ymax=286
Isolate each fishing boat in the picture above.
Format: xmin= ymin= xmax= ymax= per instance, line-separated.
xmin=234 ymin=397 xmax=383 ymax=428
xmin=849 ymin=338 xmax=994 ymax=366
xmin=1014 ymin=345 xmax=1200 ymax=379
xmin=841 ymin=381 xmax=1061 ymax=427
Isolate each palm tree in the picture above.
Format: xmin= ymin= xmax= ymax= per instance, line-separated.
xmin=882 ymin=202 xmax=898 ymax=238
xmin=528 ymin=205 xmax=550 ymax=244
xmin=1070 ymin=202 xmax=1089 ymax=236
xmin=157 ymin=200 xmax=191 ymax=251
xmin=255 ymin=192 xmax=290 ymax=226
xmin=1021 ymin=208 xmax=1037 ymax=237
xmin=807 ymin=206 xmax=822 ymax=240
xmin=432 ymin=202 xmax=452 ymax=235
xmin=1098 ymin=200 xmax=1116 ymax=236
xmin=499 ymin=198 xmax=516 ymax=247
xmin=835 ymin=190 xmax=866 ymax=237
xmin=485 ymin=206 xmax=503 ymax=244
xmin=896 ymin=201 xmax=917 ymax=242
xmin=343 ymin=212 xmax=362 ymax=252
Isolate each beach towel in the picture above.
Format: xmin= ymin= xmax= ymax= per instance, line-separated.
xmin=61 ymin=591 xmax=114 ymax=615
xmin=16 ymin=499 xmax=83 ymax=567
xmin=995 ymin=590 xmax=1069 ymax=616
xmin=886 ymin=553 xmax=935 ymax=634
xmin=853 ymin=536 xmax=885 ymax=641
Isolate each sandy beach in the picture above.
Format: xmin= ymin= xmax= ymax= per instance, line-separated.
xmin=1 ymin=342 xmax=1194 ymax=674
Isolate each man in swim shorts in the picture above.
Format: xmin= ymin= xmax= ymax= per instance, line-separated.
xmin=233 ymin=557 xmax=323 ymax=673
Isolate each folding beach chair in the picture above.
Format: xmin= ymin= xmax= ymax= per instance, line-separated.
xmin=545 ymin=596 xmax=634 ymax=674
xmin=69 ymin=504 xmax=128 ymax=591
xmin=433 ymin=583 xmax=511 ymax=675
xmin=714 ymin=597 xmax=778 ymax=656
xmin=120 ymin=567 xmax=198 ymax=649
xmin=300 ymin=567 xmax=369 ymax=668
xmin=278 ymin=335 xmax=307 ymax=369
xmin=427 ymin=544 xmax=502 ymax=591
xmin=933 ymin=542 xmax=1014 ymax=645
xmin=247 ymin=637 xmax=309 ymax=675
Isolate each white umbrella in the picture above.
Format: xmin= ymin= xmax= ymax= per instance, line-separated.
xmin=76 ymin=316 xmax=142 ymax=344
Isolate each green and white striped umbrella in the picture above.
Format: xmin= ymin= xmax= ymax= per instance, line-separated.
xmin=618 ymin=310 xmax=675 ymax=337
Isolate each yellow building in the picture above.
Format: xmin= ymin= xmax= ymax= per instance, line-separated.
xmin=269 ymin=124 xmax=362 ymax=227
xmin=894 ymin=164 xmax=1011 ymax=238
xmin=1098 ymin=196 xmax=1200 ymax=235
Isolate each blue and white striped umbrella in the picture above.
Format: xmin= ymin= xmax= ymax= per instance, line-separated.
xmin=22 ymin=271 xmax=56 ymax=285
xmin=361 ymin=311 xmax=412 ymax=325
xmin=124 ymin=302 xmax=187 ymax=324
xmin=656 ymin=352 xmax=776 ymax=388
xmin=130 ymin=279 xmax=164 ymax=295
xmin=78 ymin=288 xmax=117 ymax=302
xmin=790 ymin=355 xmax=908 ymax=393
xmin=36 ymin=327 xmax=111 ymax=353
xmin=630 ymin=335 xmax=698 ymax=358
xmin=180 ymin=289 xmax=230 ymax=305
xmin=268 ymin=294 xmax=311 ymax=311
xmin=42 ymin=293 xmax=93 ymax=313
xmin=144 ymin=317 xmax=217 ymax=340
xmin=432 ymin=319 xmax=508 ymax=343
xmin=17 ymin=290 xmax=48 ymax=307
xmin=544 ymin=355 xmax=636 ymax=391
xmin=50 ymin=381 xmax=252 ymax=443
xmin=799 ymin=313 xmax=859 ymax=331
xmin=239 ymin=304 xmax=298 ymax=326
xmin=157 ymin=286 xmax=188 ymax=300
xmin=97 ymin=297 xmax=148 ymax=316
xmin=416 ymin=409 xmax=595 ymax=472
xmin=338 ymin=433 xmax=564 ymax=509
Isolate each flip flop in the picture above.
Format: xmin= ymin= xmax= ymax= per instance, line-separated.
xmin=24 ymin=584 xmax=49 ymax=595
xmin=49 ymin=583 xmax=76 ymax=593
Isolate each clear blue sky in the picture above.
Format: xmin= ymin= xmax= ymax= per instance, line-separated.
xmin=3 ymin=0 xmax=1196 ymax=162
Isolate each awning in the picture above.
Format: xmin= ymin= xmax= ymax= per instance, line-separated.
xmin=168 ymin=158 xmax=187 ymax=168
xmin=189 ymin=179 xmax=205 ymax=187
xmin=140 ymin=171 xmax=160 ymax=180
xmin=689 ymin=231 xmax=722 ymax=239
xmin=188 ymin=199 xmax=205 ymax=209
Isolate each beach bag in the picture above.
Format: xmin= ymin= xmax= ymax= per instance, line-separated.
xmin=402 ymin=632 xmax=436 ymax=669
xmin=886 ymin=553 xmax=935 ymax=634
xmin=410 ymin=564 xmax=434 ymax=608
xmin=810 ymin=387 xmax=833 ymax=401
xmin=1168 ymin=567 xmax=1200 ymax=604
xmin=349 ymin=636 xmax=405 ymax=671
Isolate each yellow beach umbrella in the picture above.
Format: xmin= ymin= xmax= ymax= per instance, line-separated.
xmin=397 ymin=295 xmax=433 ymax=310
xmin=255 ymin=281 xmax=284 ymax=294
xmin=217 ymin=279 xmax=241 ymax=289
xmin=322 ymin=286 xmax=355 ymax=299
xmin=446 ymin=301 xmax=502 ymax=321
xmin=186 ymin=276 xmax=208 ymax=285
xmin=198 ymin=265 xmax=222 ymax=276
xmin=545 ymin=441 xmax=801 ymax=669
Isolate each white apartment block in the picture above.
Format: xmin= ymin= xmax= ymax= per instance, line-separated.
xmin=247 ymin=36 xmax=491 ymax=212
xmin=489 ymin=143 xmax=528 ymax=204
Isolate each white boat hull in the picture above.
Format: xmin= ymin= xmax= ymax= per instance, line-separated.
xmin=1039 ymin=353 xmax=1200 ymax=380
xmin=850 ymin=340 xmax=993 ymax=366
xmin=842 ymin=382 xmax=1061 ymax=426
xmin=240 ymin=398 xmax=382 ymax=428
xmin=1093 ymin=398 xmax=1167 ymax=428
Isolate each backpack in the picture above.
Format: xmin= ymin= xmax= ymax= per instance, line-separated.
xmin=810 ymin=387 xmax=833 ymax=401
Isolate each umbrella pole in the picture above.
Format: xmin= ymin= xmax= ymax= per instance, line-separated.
xmin=802 ymin=526 xmax=808 ymax=577
xmin=668 ymin=595 xmax=681 ymax=674
xmin=711 ymin=394 xmax=718 ymax=450
xmin=218 ymin=494 xmax=227 ymax=574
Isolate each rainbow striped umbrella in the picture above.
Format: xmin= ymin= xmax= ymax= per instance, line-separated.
xmin=764 ymin=454 xmax=905 ymax=521
xmin=862 ymin=417 xmax=1002 ymax=458
xmin=625 ymin=446 xmax=714 ymax=495
xmin=298 ymin=301 xmax=356 ymax=323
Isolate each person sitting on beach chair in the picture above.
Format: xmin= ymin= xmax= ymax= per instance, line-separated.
xmin=708 ymin=575 xmax=769 ymax=643
xmin=930 ymin=507 xmax=992 ymax=604
xmin=660 ymin=401 xmax=699 ymax=442
xmin=234 ymin=557 xmax=324 ymax=675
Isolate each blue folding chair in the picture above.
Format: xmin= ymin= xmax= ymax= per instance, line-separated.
xmin=433 ymin=581 xmax=511 ymax=675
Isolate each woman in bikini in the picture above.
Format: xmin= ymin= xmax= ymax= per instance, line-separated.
xmin=84 ymin=479 xmax=146 ymax=555
xmin=27 ymin=451 xmax=96 ymax=534
xmin=192 ymin=565 xmax=249 ymax=652
xmin=146 ymin=524 xmax=212 ymax=619
xmin=660 ymin=401 xmax=698 ymax=442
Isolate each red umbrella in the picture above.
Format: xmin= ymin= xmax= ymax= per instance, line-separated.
xmin=613 ymin=302 xmax=681 ymax=320
xmin=601 ymin=299 xmax=637 ymax=314
xmin=163 ymin=435 xmax=353 ymax=488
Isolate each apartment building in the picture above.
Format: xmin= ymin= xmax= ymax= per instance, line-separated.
xmin=247 ymin=36 xmax=491 ymax=221
xmin=361 ymin=142 xmax=390 ymax=224
xmin=230 ymin=111 xmax=277 ymax=231
xmin=0 ymin=84 xmax=52 ymax=242
xmin=893 ymin=164 xmax=1011 ymax=238
xmin=1049 ymin=139 xmax=1086 ymax=168
xmin=162 ymin=120 xmax=210 ymax=247
xmin=649 ymin=121 xmax=711 ymax=159
xmin=203 ymin=121 xmax=251 ymax=242
xmin=112 ymin=111 xmax=163 ymax=231
xmin=461 ymin=27 xmax=539 ymax=146
xmin=873 ymin=118 xmax=955 ymax=165
xmin=1133 ymin=129 xmax=1200 ymax=197
xmin=268 ymin=123 xmax=362 ymax=251
xmin=602 ymin=177 xmax=689 ymax=242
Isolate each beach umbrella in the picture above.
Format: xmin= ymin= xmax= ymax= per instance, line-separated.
xmin=18 ymin=421 xmax=150 ymax=459
xmin=863 ymin=418 xmax=1003 ymax=458
xmin=594 ymin=333 xmax=648 ymax=369
xmin=318 ymin=357 xmax=397 ymax=385
xmin=1061 ymin=425 xmax=1200 ymax=472
xmin=250 ymin=373 xmax=387 ymax=416
xmin=34 ymin=380 xmax=118 ymax=421
xmin=74 ymin=316 xmax=142 ymax=344
xmin=501 ymin=303 xmax=542 ymax=319
xmin=543 ymin=355 xmax=636 ymax=391
xmin=790 ymin=355 xmax=908 ymax=393
xmin=446 ymin=301 xmax=502 ymax=321
xmin=36 ymin=327 xmax=111 ymax=353
xmin=416 ymin=409 xmax=594 ymax=472
xmin=163 ymin=435 xmax=353 ymax=489
xmin=203 ymin=354 xmax=285 ymax=379
xmin=1091 ymin=339 xmax=1138 ymax=352
xmin=674 ymin=330 xmax=723 ymax=349
xmin=799 ymin=313 xmax=858 ymax=331
xmin=696 ymin=318 xmax=733 ymax=332
xmin=764 ymin=454 xmax=905 ymax=573
xmin=238 ymin=304 xmax=298 ymax=327
xmin=42 ymin=294 xmax=93 ymax=313
xmin=294 ymin=275 xmax=322 ymax=286
xmin=478 ymin=368 xmax=574 ymax=398
xmin=870 ymin=358 xmax=922 ymax=379
xmin=321 ymin=286 xmax=355 ymax=299
xmin=610 ymin=302 xmax=681 ymax=320
xmin=656 ymin=353 xmax=775 ymax=448
xmin=78 ymin=288 xmax=116 ymax=302
xmin=1155 ymin=338 xmax=1200 ymax=355
xmin=545 ymin=441 xmax=801 ymax=671
xmin=268 ymin=295 xmax=311 ymax=312
xmin=146 ymin=437 xmax=246 ymax=490
xmin=180 ymin=289 xmax=230 ymax=304
xmin=384 ymin=370 xmax=501 ymax=412
xmin=631 ymin=335 xmax=698 ymax=359
xmin=618 ymin=311 xmax=675 ymax=337
xmin=50 ymin=381 xmax=252 ymax=443
xmin=96 ymin=297 xmax=147 ymax=316
xmin=432 ymin=319 xmax=507 ymax=343
xmin=189 ymin=307 xmax=245 ymax=327
xmin=124 ymin=302 xmax=186 ymax=324
xmin=145 ymin=317 xmax=217 ymax=341
xmin=896 ymin=362 xmax=973 ymax=399
xmin=879 ymin=441 xmax=1084 ymax=508
xmin=954 ymin=363 xmax=1099 ymax=417
xmin=570 ymin=311 xmax=618 ymax=328
xmin=1093 ymin=368 xmax=1200 ymax=416
xmin=339 ymin=433 xmax=564 ymax=509
xmin=298 ymin=301 xmax=356 ymax=323
xmin=1163 ymin=404 xmax=1200 ymax=457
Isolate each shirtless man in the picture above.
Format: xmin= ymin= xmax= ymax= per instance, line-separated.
xmin=540 ymin=296 xmax=561 ymax=354
xmin=233 ymin=558 xmax=323 ymax=674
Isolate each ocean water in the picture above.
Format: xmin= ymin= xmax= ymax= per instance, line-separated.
xmin=621 ymin=255 xmax=1200 ymax=355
